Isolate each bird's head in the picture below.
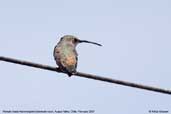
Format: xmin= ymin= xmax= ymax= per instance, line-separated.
xmin=60 ymin=35 xmax=102 ymax=47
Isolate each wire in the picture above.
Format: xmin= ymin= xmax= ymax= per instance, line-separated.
xmin=0 ymin=56 xmax=171 ymax=95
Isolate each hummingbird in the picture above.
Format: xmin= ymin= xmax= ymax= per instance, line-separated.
xmin=53 ymin=35 xmax=102 ymax=77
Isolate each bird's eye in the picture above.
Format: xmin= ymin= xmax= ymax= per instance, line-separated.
xmin=72 ymin=39 xmax=77 ymax=43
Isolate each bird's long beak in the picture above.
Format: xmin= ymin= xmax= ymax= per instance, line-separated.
xmin=78 ymin=40 xmax=102 ymax=46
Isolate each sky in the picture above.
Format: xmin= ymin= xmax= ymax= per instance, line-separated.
xmin=0 ymin=0 xmax=171 ymax=114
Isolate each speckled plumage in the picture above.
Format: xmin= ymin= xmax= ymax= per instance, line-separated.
xmin=54 ymin=35 xmax=102 ymax=77
xmin=54 ymin=35 xmax=78 ymax=76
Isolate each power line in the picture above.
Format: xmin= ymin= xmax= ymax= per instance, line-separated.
xmin=0 ymin=56 xmax=171 ymax=95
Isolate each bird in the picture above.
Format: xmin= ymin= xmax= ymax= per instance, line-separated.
xmin=53 ymin=35 xmax=102 ymax=77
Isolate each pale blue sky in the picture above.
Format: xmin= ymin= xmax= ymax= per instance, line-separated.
xmin=0 ymin=0 xmax=171 ymax=114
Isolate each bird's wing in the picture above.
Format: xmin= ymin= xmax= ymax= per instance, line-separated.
xmin=74 ymin=49 xmax=78 ymax=69
xmin=53 ymin=45 xmax=63 ymax=67
xmin=53 ymin=45 xmax=57 ymax=60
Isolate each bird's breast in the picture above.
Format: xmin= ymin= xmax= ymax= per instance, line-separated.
xmin=65 ymin=54 xmax=77 ymax=66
